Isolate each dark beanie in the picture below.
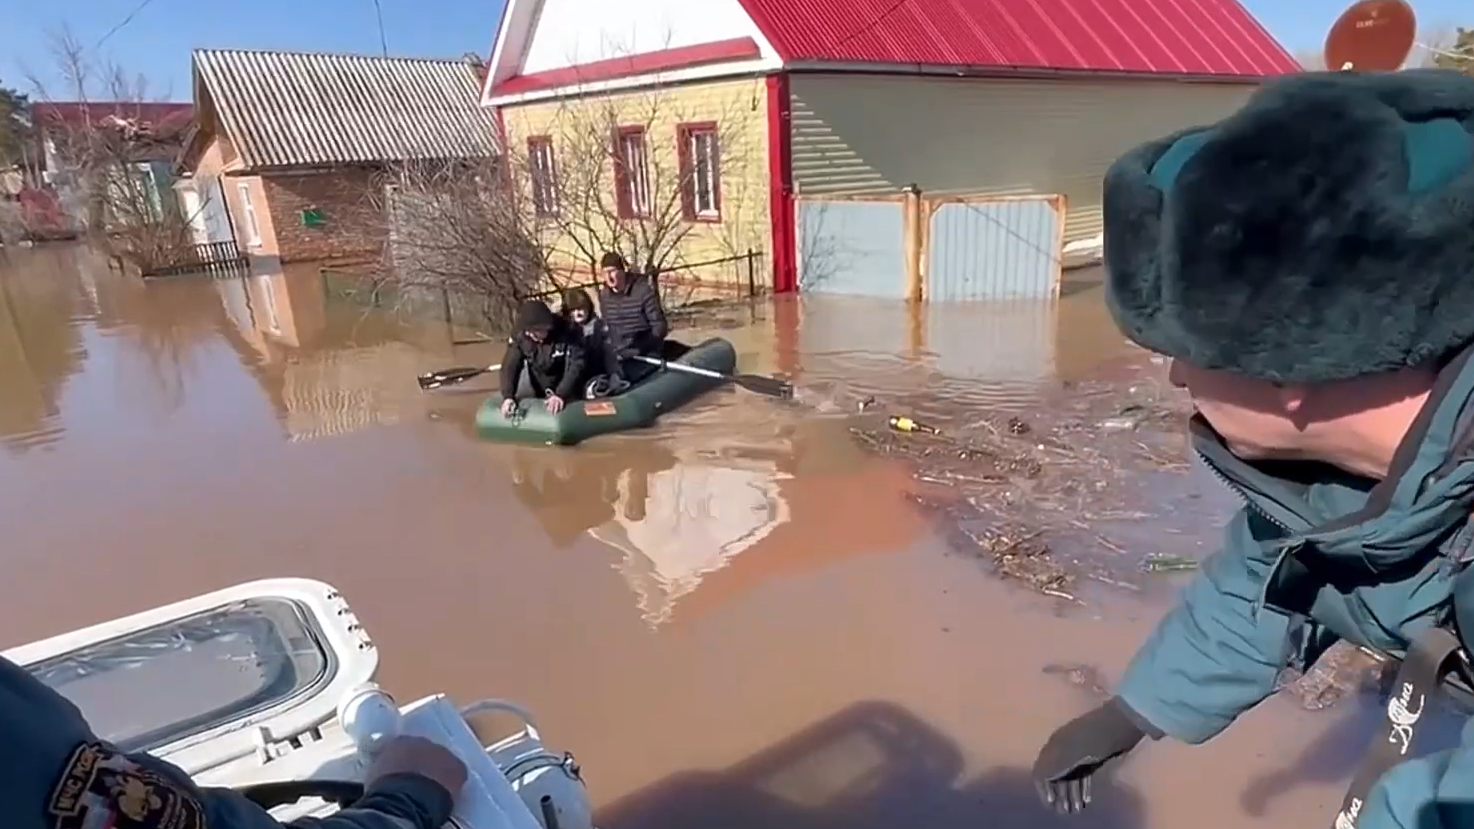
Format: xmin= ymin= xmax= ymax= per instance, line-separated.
xmin=1103 ymin=68 xmax=1474 ymax=383
xmin=516 ymin=300 xmax=556 ymax=333
xmin=599 ymin=251 xmax=626 ymax=269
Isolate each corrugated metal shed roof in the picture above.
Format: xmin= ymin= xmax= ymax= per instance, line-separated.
xmin=738 ymin=0 xmax=1299 ymax=77
xmin=193 ymin=49 xmax=500 ymax=170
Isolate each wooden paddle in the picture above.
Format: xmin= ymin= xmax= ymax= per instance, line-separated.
xmin=417 ymin=364 xmax=501 ymax=390
xmin=630 ymin=355 xmax=793 ymax=399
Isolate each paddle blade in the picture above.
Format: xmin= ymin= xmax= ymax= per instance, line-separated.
xmin=417 ymin=366 xmax=490 ymax=390
xmin=733 ymin=373 xmax=795 ymax=399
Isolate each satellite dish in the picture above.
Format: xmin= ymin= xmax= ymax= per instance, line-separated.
xmin=1322 ymin=0 xmax=1417 ymax=72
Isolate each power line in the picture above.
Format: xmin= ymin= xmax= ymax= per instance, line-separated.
xmin=832 ymin=0 xmax=914 ymax=50
xmin=95 ymin=0 xmax=162 ymax=49
xmin=371 ymin=0 xmax=389 ymax=57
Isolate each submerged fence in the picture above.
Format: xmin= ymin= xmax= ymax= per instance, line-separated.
xmin=320 ymin=247 xmax=767 ymax=337
xmin=139 ymin=240 xmax=249 ymax=278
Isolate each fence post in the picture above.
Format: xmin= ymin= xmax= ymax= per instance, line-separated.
xmin=903 ymin=184 xmax=924 ymax=303
xmin=746 ymin=247 xmax=756 ymax=297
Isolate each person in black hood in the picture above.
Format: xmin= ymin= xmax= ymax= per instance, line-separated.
xmin=499 ymin=299 xmax=585 ymax=417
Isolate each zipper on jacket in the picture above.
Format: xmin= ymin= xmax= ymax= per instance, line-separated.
xmin=1194 ymin=449 xmax=1308 ymax=534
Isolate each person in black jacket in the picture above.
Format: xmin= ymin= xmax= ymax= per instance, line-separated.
xmin=499 ymin=300 xmax=585 ymax=416
xmin=560 ymin=287 xmax=624 ymax=388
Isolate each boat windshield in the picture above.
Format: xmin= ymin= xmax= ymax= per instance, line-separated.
xmin=26 ymin=598 xmax=334 ymax=753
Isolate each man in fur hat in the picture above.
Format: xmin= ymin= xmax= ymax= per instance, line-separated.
xmin=1031 ymin=69 xmax=1474 ymax=828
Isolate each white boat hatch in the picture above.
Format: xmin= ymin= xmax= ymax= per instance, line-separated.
xmin=4 ymin=578 xmax=379 ymax=775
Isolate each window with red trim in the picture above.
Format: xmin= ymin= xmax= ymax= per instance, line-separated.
xmin=613 ymin=126 xmax=652 ymax=219
xmin=527 ymin=136 xmax=559 ymax=216
xmin=677 ymin=124 xmax=721 ymax=222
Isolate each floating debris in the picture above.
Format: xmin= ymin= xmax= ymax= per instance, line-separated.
xmin=1141 ymin=554 xmax=1198 ymax=573
xmin=1275 ymin=643 xmax=1391 ymax=711
xmin=1043 ymin=662 xmax=1111 ymax=698
xmin=847 ymin=352 xmax=1215 ymax=602
xmin=888 ymin=415 xmax=941 ymax=435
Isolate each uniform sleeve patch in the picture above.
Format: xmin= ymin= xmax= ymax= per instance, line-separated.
xmin=49 ymin=742 xmax=205 ymax=829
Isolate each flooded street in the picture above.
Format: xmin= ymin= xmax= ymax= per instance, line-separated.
xmin=0 ymin=246 xmax=1388 ymax=827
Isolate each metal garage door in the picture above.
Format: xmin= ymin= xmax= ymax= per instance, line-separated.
xmin=795 ymin=198 xmax=906 ymax=299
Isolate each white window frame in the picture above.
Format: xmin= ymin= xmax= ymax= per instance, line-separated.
xmin=527 ymin=138 xmax=559 ymax=216
xmin=237 ymin=181 xmax=262 ymax=248
xmin=684 ymin=128 xmax=720 ymax=220
xmin=617 ymin=129 xmax=652 ymax=219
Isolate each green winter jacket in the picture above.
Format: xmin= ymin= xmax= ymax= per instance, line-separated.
xmin=1116 ymin=348 xmax=1474 ymax=826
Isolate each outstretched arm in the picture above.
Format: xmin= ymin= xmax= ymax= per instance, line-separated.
xmin=171 ymin=765 xmax=453 ymax=829
xmin=1115 ymin=509 xmax=1324 ymax=743
xmin=499 ymin=341 xmax=524 ymax=401
xmin=7 ymin=656 xmax=455 ymax=829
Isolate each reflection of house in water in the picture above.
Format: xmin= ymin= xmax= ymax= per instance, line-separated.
xmin=507 ymin=422 xmax=922 ymax=628
xmin=215 ymin=263 xmax=428 ymax=442
xmin=592 ymin=458 xmax=792 ymax=628
xmin=0 ymin=249 xmax=90 ymax=450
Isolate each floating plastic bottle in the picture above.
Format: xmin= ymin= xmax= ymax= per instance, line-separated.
xmin=887 ymin=416 xmax=940 ymax=435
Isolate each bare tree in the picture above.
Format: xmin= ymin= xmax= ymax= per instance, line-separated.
xmin=22 ymin=25 xmax=200 ymax=273
xmin=501 ymin=72 xmax=764 ymax=290
xmin=354 ymin=40 xmax=765 ymax=334
xmin=366 ymin=157 xmax=547 ymax=331
xmin=1422 ymin=26 xmax=1474 ymax=71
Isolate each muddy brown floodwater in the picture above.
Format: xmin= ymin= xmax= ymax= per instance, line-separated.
xmin=0 ymin=248 xmax=1414 ymax=827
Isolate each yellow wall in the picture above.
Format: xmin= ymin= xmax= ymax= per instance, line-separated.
xmin=500 ymin=77 xmax=771 ymax=291
xmin=789 ymin=73 xmax=1259 ymax=243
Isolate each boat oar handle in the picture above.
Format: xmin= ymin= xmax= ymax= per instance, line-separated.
xmin=417 ymin=364 xmax=502 ymax=390
xmin=629 ymin=355 xmax=793 ymax=399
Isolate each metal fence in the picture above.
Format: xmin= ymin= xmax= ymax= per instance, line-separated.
xmin=320 ymin=247 xmax=767 ymax=338
xmin=530 ymin=248 xmax=768 ymax=304
xmin=140 ymin=240 xmax=249 ymax=278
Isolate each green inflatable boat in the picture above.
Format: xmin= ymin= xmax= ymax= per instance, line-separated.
xmin=475 ymin=337 xmax=737 ymax=446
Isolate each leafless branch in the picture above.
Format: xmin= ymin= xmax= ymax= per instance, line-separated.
xmin=23 ymin=22 xmax=196 ymax=271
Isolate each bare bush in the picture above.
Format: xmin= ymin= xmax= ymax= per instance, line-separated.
xmin=502 ymin=75 xmax=763 ymax=282
xmin=356 ymin=42 xmax=764 ymax=331
xmin=23 ymin=25 xmax=198 ymax=272
xmin=367 ymin=157 xmax=547 ymax=331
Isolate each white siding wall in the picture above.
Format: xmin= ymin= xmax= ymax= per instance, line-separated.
xmin=789 ymin=73 xmax=1259 ymax=242
xmin=520 ymin=0 xmax=770 ymax=73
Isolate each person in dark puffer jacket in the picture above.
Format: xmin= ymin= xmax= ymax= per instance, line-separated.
xmin=596 ymin=252 xmax=684 ymax=358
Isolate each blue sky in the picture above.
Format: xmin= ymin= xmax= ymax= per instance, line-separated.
xmin=5 ymin=0 xmax=1469 ymax=101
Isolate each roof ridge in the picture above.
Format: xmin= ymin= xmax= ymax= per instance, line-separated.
xmin=191 ymin=47 xmax=480 ymax=67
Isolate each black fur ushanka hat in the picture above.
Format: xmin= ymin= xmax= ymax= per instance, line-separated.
xmin=1103 ymin=68 xmax=1474 ymax=383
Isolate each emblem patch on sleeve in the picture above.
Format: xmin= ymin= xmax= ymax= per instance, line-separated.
xmin=48 ymin=742 xmax=205 ymax=829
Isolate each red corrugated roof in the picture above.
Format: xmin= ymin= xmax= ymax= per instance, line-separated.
xmin=34 ymin=101 xmax=194 ymax=132
xmin=736 ymin=0 xmax=1299 ymax=77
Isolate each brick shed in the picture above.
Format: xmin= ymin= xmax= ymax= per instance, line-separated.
xmin=175 ymin=48 xmax=502 ymax=264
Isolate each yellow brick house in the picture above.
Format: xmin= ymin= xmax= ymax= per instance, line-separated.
xmin=482 ymin=0 xmax=1299 ymax=299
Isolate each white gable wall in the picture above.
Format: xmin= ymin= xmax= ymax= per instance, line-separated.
xmin=518 ymin=0 xmax=771 ymax=74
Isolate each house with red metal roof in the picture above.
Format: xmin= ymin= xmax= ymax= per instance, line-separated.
xmin=483 ymin=0 xmax=1298 ymax=299
xmin=28 ymin=101 xmax=193 ymax=233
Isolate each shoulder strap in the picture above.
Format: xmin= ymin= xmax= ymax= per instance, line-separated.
xmin=1332 ymin=624 xmax=1463 ymax=829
